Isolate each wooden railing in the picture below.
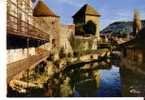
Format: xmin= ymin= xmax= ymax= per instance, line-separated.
xmin=7 ymin=14 xmax=49 ymax=41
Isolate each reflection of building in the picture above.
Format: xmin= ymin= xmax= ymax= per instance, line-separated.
xmin=73 ymin=4 xmax=101 ymax=38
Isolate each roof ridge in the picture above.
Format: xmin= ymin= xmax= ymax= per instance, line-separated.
xmin=33 ymin=0 xmax=59 ymax=17
xmin=73 ymin=4 xmax=101 ymax=17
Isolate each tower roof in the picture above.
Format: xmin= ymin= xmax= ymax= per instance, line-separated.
xmin=33 ymin=0 xmax=59 ymax=17
xmin=73 ymin=4 xmax=101 ymax=17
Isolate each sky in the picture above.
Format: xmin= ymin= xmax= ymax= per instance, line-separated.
xmin=34 ymin=0 xmax=145 ymax=30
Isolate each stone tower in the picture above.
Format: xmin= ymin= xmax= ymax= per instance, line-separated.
xmin=73 ymin=4 xmax=101 ymax=39
xmin=33 ymin=0 xmax=60 ymax=48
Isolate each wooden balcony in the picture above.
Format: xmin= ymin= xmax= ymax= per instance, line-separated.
xmin=7 ymin=14 xmax=49 ymax=41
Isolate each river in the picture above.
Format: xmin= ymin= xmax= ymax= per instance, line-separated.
xmin=73 ymin=65 xmax=122 ymax=97
xmin=8 ymin=53 xmax=123 ymax=97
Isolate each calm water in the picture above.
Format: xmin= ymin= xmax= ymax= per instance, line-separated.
xmin=8 ymin=64 xmax=122 ymax=97
xmin=97 ymin=65 xmax=121 ymax=96
xmin=74 ymin=65 xmax=122 ymax=97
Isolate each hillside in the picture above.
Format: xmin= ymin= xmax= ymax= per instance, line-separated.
xmin=101 ymin=20 xmax=145 ymax=36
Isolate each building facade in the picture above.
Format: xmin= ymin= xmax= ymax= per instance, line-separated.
xmin=7 ymin=0 xmax=62 ymax=64
xmin=7 ymin=0 xmax=60 ymax=83
xmin=33 ymin=0 xmax=60 ymax=48
xmin=73 ymin=4 xmax=101 ymax=39
xmin=7 ymin=0 xmax=31 ymax=64
xmin=120 ymin=27 xmax=145 ymax=74
xmin=120 ymin=27 xmax=145 ymax=97
xmin=71 ymin=4 xmax=101 ymax=52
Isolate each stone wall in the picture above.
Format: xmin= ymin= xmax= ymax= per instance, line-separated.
xmin=125 ymin=48 xmax=145 ymax=64
xmin=59 ymin=25 xmax=75 ymax=53
xmin=72 ymin=36 xmax=98 ymax=52
xmin=33 ymin=17 xmax=60 ymax=48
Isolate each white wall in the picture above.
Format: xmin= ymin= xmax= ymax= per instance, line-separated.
xmin=7 ymin=47 xmax=36 ymax=64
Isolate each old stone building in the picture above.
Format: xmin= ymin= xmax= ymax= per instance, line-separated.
xmin=33 ymin=0 xmax=60 ymax=49
xmin=120 ymin=27 xmax=145 ymax=74
xmin=73 ymin=4 xmax=101 ymax=39
xmin=7 ymin=0 xmax=50 ymax=64
xmin=7 ymin=0 xmax=31 ymax=64
xmin=121 ymin=10 xmax=145 ymax=66
xmin=120 ymin=27 xmax=145 ymax=97
xmin=7 ymin=0 xmax=58 ymax=82
xmin=70 ymin=4 xmax=101 ymax=52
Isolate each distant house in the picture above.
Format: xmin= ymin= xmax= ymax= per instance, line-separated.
xmin=72 ymin=4 xmax=101 ymax=39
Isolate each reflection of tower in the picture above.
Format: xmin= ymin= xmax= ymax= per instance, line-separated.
xmin=133 ymin=9 xmax=142 ymax=35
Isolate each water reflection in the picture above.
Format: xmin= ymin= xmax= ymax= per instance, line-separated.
xmin=97 ymin=65 xmax=121 ymax=97
xmin=72 ymin=65 xmax=121 ymax=97
xmin=8 ymin=63 xmax=122 ymax=97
